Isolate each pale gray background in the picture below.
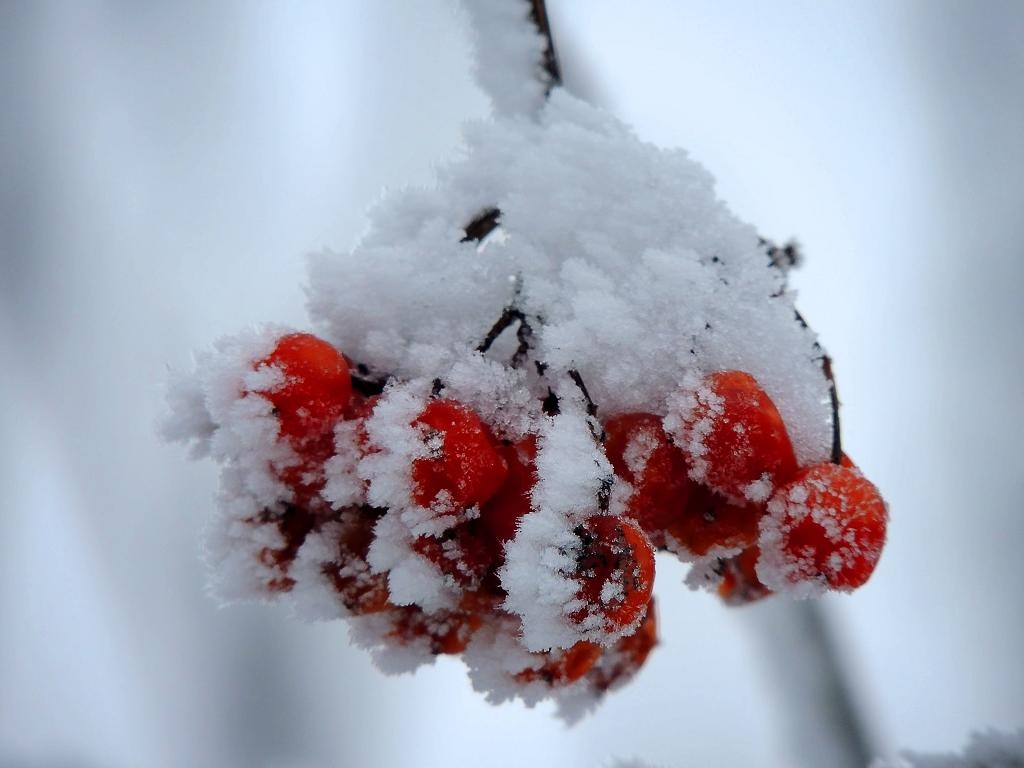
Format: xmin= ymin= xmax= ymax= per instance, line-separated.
xmin=1 ymin=2 xmax=1021 ymax=766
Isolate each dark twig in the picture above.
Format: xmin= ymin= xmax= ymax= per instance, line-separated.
xmin=475 ymin=302 xmax=536 ymax=366
xmin=350 ymin=363 xmax=388 ymax=397
xmin=476 ymin=306 xmax=526 ymax=355
xmin=567 ymin=368 xmax=598 ymax=421
xmin=565 ymin=368 xmax=612 ymax=511
xmin=462 ymin=207 xmax=502 ymax=243
xmin=760 ymin=236 xmax=802 ymax=271
xmin=512 ymin=313 xmax=534 ymax=367
xmin=794 ymin=308 xmax=843 ymax=464
xmin=822 ymin=356 xmax=842 ymax=464
xmin=528 ymin=0 xmax=562 ymax=91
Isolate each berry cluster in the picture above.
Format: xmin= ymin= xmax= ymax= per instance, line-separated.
xmin=200 ymin=328 xmax=886 ymax=712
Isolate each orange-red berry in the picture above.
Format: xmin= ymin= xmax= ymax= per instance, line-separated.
xmin=384 ymin=604 xmax=484 ymax=656
xmin=570 ymin=516 xmax=656 ymax=633
xmin=479 ymin=436 xmax=537 ymax=545
xmin=717 ymin=547 xmax=772 ymax=606
xmin=664 ymin=482 xmax=762 ymax=557
xmin=410 ymin=520 xmax=500 ymax=588
xmin=411 ymin=399 xmax=508 ymax=511
xmin=256 ymin=333 xmax=352 ymax=443
xmin=320 ymin=506 xmax=391 ymax=615
xmin=758 ymin=461 xmax=887 ymax=592
xmin=252 ymin=503 xmax=322 ymax=593
xmin=675 ymin=371 xmax=798 ymax=504
xmin=604 ymin=413 xmax=691 ymax=548
xmin=588 ymin=598 xmax=658 ymax=691
xmin=515 ymin=641 xmax=603 ymax=687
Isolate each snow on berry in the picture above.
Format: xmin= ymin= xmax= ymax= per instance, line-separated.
xmin=287 ymin=506 xmax=390 ymax=621
xmin=409 ymin=398 xmax=508 ymax=512
xmin=462 ymin=611 xmax=612 ymax=720
xmin=717 ymin=547 xmax=773 ymax=607
xmin=501 ymin=499 xmax=655 ymax=652
xmin=568 ymin=516 xmax=655 ymax=637
xmin=587 ymin=598 xmax=659 ymax=693
xmin=664 ymin=370 xmax=799 ymax=505
xmin=757 ymin=461 xmax=888 ymax=597
xmin=604 ymin=412 xmax=692 ymax=549
xmin=256 ymin=332 xmax=353 ymax=443
xmin=161 ymin=0 xmax=888 ymax=717
xmin=664 ymin=483 xmax=763 ymax=561
xmin=349 ymin=602 xmax=485 ymax=675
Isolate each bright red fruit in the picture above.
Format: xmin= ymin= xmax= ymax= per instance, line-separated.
xmin=664 ymin=483 xmax=762 ymax=557
xmin=515 ymin=641 xmax=603 ymax=686
xmin=411 ymin=520 xmax=500 ymax=588
xmin=321 ymin=506 xmax=390 ymax=615
xmin=717 ymin=547 xmax=772 ymax=606
xmin=479 ymin=436 xmax=537 ymax=545
xmin=277 ymin=433 xmax=335 ymax=509
xmin=758 ymin=462 xmax=887 ymax=592
xmin=256 ymin=332 xmax=353 ymax=443
xmin=604 ymin=413 xmax=691 ymax=548
xmin=674 ymin=370 xmax=798 ymax=504
xmin=253 ymin=504 xmax=321 ymax=593
xmin=570 ymin=516 xmax=656 ymax=633
xmin=588 ymin=598 xmax=658 ymax=692
xmin=411 ymin=399 xmax=508 ymax=511
xmin=384 ymin=604 xmax=484 ymax=656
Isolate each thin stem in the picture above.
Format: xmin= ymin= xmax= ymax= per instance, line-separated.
xmin=528 ymin=0 xmax=562 ymax=91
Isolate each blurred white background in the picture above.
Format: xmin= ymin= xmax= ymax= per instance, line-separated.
xmin=1 ymin=2 xmax=1021 ymax=767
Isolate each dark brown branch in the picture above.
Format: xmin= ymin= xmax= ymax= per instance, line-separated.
xmin=759 ymin=236 xmax=802 ymax=271
xmin=794 ymin=308 xmax=843 ymax=464
xmin=461 ymin=207 xmax=502 ymax=243
xmin=476 ymin=306 xmax=524 ymax=354
xmin=351 ymin=363 xmax=388 ymax=397
xmin=822 ymin=355 xmax=842 ymax=464
xmin=528 ymin=0 xmax=562 ymax=91
xmin=512 ymin=312 xmax=534 ymax=367
xmin=567 ymin=368 xmax=598 ymax=420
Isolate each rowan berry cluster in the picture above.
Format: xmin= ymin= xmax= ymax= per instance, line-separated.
xmin=201 ymin=327 xmax=885 ymax=713
xmin=163 ymin=74 xmax=891 ymax=716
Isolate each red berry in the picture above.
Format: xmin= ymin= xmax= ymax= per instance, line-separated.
xmin=345 ymin=391 xmax=377 ymax=422
xmin=253 ymin=503 xmax=322 ymax=593
xmin=384 ymin=604 xmax=484 ymax=656
xmin=717 ymin=547 xmax=772 ymax=606
xmin=255 ymin=333 xmax=352 ymax=444
xmin=410 ymin=520 xmax=500 ymax=588
xmin=588 ymin=598 xmax=658 ymax=692
xmin=758 ymin=462 xmax=887 ymax=593
xmin=604 ymin=413 xmax=691 ymax=548
xmin=411 ymin=399 xmax=508 ymax=511
xmin=664 ymin=482 xmax=762 ymax=557
xmin=320 ymin=506 xmax=390 ymax=615
xmin=514 ymin=641 xmax=603 ymax=687
xmin=674 ymin=370 xmax=798 ymax=504
xmin=479 ymin=436 xmax=537 ymax=545
xmin=570 ymin=516 xmax=656 ymax=634
xmin=278 ymin=432 xmax=336 ymax=509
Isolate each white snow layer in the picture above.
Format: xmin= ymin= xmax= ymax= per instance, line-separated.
xmin=460 ymin=0 xmax=552 ymax=118
xmin=307 ymin=90 xmax=833 ymax=468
